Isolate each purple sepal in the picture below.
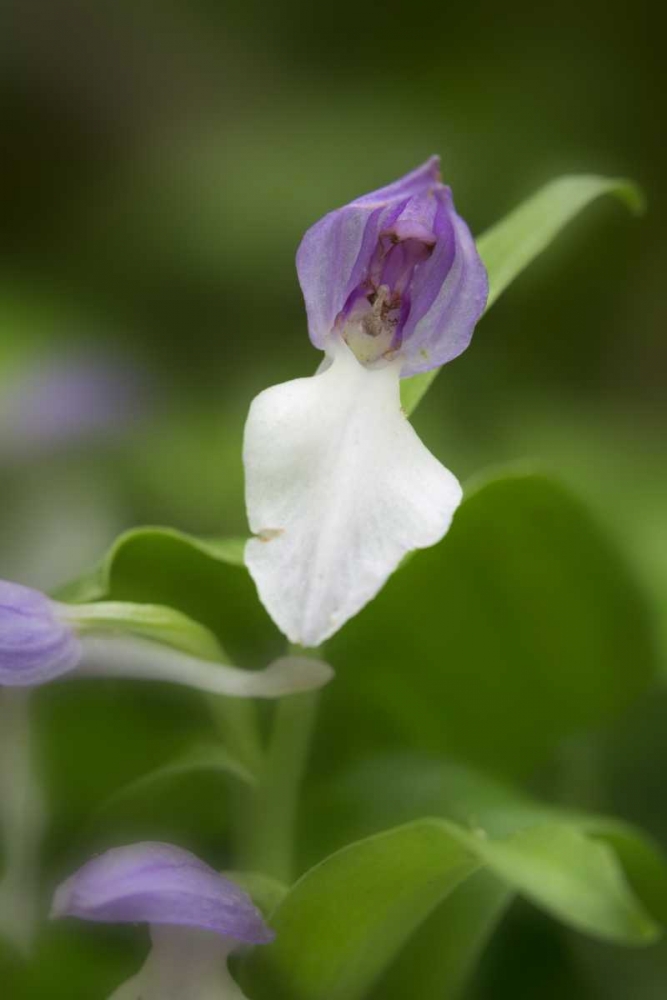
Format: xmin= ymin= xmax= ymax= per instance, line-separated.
xmin=52 ymin=842 xmax=275 ymax=945
xmin=0 ymin=580 xmax=81 ymax=686
xmin=296 ymin=156 xmax=488 ymax=376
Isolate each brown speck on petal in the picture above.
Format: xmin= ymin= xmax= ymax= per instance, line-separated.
xmin=258 ymin=528 xmax=284 ymax=542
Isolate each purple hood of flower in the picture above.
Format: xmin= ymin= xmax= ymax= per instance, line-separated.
xmin=51 ymin=842 xmax=275 ymax=945
xmin=296 ymin=156 xmax=488 ymax=377
xmin=0 ymin=580 xmax=81 ymax=686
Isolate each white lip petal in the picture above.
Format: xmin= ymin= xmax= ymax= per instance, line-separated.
xmin=75 ymin=636 xmax=333 ymax=698
xmin=243 ymin=339 xmax=462 ymax=647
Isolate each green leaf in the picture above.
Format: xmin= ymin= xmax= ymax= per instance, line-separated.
xmin=576 ymin=816 xmax=667 ymax=927
xmin=58 ymin=527 xmax=246 ymax=603
xmin=478 ymin=175 xmax=643 ymax=312
xmin=475 ymin=824 xmax=655 ymax=942
xmin=58 ymin=527 xmax=280 ymax=666
xmin=320 ymin=472 xmax=657 ymax=780
xmin=401 ymin=175 xmax=644 ymax=414
xmin=307 ymin=755 xmax=667 ymax=1000
xmin=368 ymin=870 xmax=510 ymax=1000
xmin=306 ymin=753 xmax=564 ymax=860
xmin=243 ymin=820 xmax=478 ymax=1000
xmin=242 ymin=817 xmax=658 ymax=1000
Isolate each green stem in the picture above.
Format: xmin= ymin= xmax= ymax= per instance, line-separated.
xmin=211 ymin=645 xmax=323 ymax=879
xmin=210 ymin=697 xmax=263 ymax=776
xmin=208 ymin=696 xmax=264 ymax=867
xmin=248 ymin=686 xmax=320 ymax=883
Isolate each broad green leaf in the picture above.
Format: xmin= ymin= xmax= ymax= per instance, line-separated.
xmin=307 ymin=755 xmax=667 ymax=1000
xmin=242 ymin=817 xmax=658 ymax=1000
xmin=401 ymin=175 xmax=643 ymax=413
xmin=576 ymin=817 xmax=667 ymax=926
xmin=369 ymin=870 xmax=510 ymax=1000
xmin=243 ymin=820 xmax=478 ymax=1000
xmin=58 ymin=527 xmax=280 ymax=666
xmin=320 ymin=473 xmax=657 ymax=780
xmin=305 ymin=754 xmax=567 ymax=863
xmin=58 ymin=527 xmax=246 ymax=603
xmin=475 ymin=824 xmax=655 ymax=942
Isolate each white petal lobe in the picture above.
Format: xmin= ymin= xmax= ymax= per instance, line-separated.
xmin=243 ymin=340 xmax=462 ymax=646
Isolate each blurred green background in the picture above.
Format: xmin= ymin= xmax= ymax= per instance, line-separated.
xmin=1 ymin=0 xmax=666 ymax=997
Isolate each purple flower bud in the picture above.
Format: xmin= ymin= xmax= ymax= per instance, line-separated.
xmin=296 ymin=156 xmax=488 ymax=376
xmin=51 ymin=842 xmax=274 ymax=945
xmin=0 ymin=580 xmax=81 ymax=686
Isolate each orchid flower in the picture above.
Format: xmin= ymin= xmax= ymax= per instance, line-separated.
xmin=244 ymin=156 xmax=488 ymax=647
xmin=0 ymin=578 xmax=332 ymax=696
xmin=52 ymin=842 xmax=274 ymax=1000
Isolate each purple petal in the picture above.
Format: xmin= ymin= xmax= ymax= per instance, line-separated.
xmin=0 ymin=581 xmax=81 ymax=686
xmin=398 ymin=190 xmax=489 ymax=376
xmin=296 ymin=158 xmax=440 ymax=349
xmin=295 ymin=156 xmax=488 ymax=374
xmin=353 ymin=156 xmax=442 ymax=206
xmin=51 ymin=842 xmax=275 ymax=945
